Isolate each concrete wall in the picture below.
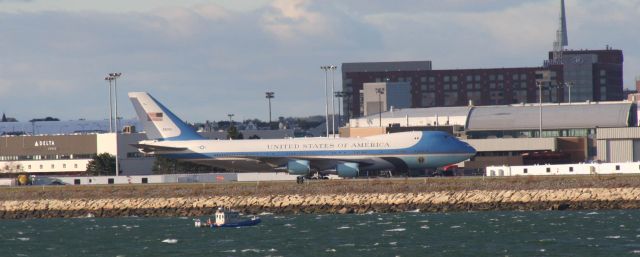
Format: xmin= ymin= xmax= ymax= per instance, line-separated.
xmin=0 ymin=159 xmax=90 ymax=173
xmin=487 ymin=161 xmax=640 ymax=176
xmin=237 ymin=172 xmax=298 ymax=181
xmin=30 ymin=172 xmax=301 ymax=185
xmin=463 ymin=137 xmax=557 ymax=152
xmin=340 ymin=127 xmax=385 ymax=137
xmin=596 ymin=127 xmax=640 ymax=162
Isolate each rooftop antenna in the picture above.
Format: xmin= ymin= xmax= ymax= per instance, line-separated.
xmin=552 ymin=0 xmax=569 ymax=64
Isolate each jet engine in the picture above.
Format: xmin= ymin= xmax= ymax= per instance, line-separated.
xmin=287 ymin=159 xmax=311 ymax=176
xmin=336 ymin=162 xmax=359 ymax=178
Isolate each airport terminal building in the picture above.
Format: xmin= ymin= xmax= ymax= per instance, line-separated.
xmin=344 ymin=99 xmax=638 ymax=169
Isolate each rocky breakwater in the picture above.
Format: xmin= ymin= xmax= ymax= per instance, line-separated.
xmin=2 ymin=187 xmax=640 ymax=219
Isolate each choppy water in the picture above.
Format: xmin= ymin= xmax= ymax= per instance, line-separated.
xmin=2 ymin=210 xmax=640 ymax=256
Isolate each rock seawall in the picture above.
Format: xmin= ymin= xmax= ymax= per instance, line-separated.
xmin=2 ymin=187 xmax=640 ymax=219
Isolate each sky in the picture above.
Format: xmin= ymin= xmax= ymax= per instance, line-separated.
xmin=0 ymin=0 xmax=638 ymax=122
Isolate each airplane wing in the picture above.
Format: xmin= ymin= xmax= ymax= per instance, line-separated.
xmin=252 ymin=156 xmax=376 ymax=171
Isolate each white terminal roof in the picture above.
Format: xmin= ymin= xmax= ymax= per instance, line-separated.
xmin=350 ymin=101 xmax=634 ymax=130
xmin=350 ymin=106 xmax=471 ymax=128
xmin=467 ymin=102 xmax=633 ymax=131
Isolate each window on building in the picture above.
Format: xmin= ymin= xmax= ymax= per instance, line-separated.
xmin=512 ymin=74 xmax=519 ymax=80
xmin=444 ymin=84 xmax=450 ymax=90
xmin=520 ymin=74 xmax=527 ymax=80
xmin=421 ymin=84 xmax=427 ymax=90
xmin=444 ymin=92 xmax=458 ymax=106
xmin=421 ymin=92 xmax=436 ymax=107
xmin=421 ymin=77 xmax=427 ymax=82
xmin=108 ymin=178 xmax=114 ymax=184
xmin=142 ymin=178 xmax=148 ymax=184
xmin=452 ymin=76 xmax=458 ymax=82
xmin=28 ymin=165 xmax=31 ymax=169
xmin=63 ymin=164 xmax=66 ymax=169
xmin=523 ymin=168 xmax=528 ymax=174
xmin=429 ymin=77 xmax=435 ymax=82
xmin=444 ymin=76 xmax=450 ymax=82
xmin=39 ymin=165 xmax=43 ymax=169
xmin=474 ymin=75 xmax=481 ymax=81
xmin=51 ymin=164 xmax=54 ymax=169
xmin=466 ymin=75 xmax=472 ymax=82
xmin=600 ymin=70 xmax=606 ymax=76
xmin=74 ymin=164 xmax=78 ymax=168
xmin=490 ymin=83 xmax=496 ymax=89
xmin=489 ymin=74 xmax=496 ymax=80
xmin=428 ymin=84 xmax=436 ymax=90
xmin=475 ymin=83 xmax=481 ymax=89
xmin=498 ymin=74 xmax=504 ymax=80
xmin=467 ymin=84 xmax=473 ymax=90
xmin=569 ymin=167 xmax=573 ymax=172
xmin=451 ymin=84 xmax=458 ymax=90
xmin=546 ymin=168 xmax=551 ymax=173
xmin=616 ymin=165 xmax=620 ymax=171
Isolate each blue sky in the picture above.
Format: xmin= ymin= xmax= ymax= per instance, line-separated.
xmin=0 ymin=0 xmax=638 ymax=122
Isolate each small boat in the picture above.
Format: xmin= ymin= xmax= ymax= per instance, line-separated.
xmin=194 ymin=207 xmax=261 ymax=228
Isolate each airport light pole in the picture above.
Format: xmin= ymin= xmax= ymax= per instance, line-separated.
xmin=330 ymin=65 xmax=337 ymax=138
xmin=320 ymin=66 xmax=330 ymax=137
xmin=265 ymin=92 xmax=274 ymax=129
xmin=537 ymin=81 xmax=543 ymax=138
xmin=334 ymin=91 xmax=345 ymax=129
xmin=228 ymin=114 xmax=234 ymax=125
xmin=375 ymin=88 xmax=385 ymax=128
xmin=104 ymin=76 xmax=115 ymax=133
xmin=108 ymin=72 xmax=122 ymax=176
xmin=109 ymin=73 xmax=122 ymax=132
xmin=565 ymin=81 xmax=573 ymax=104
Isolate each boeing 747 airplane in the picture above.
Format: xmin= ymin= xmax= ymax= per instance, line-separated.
xmin=128 ymin=92 xmax=476 ymax=178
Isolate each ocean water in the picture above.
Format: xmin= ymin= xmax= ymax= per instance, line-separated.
xmin=2 ymin=210 xmax=640 ymax=256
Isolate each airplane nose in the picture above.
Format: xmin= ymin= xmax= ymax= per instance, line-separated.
xmin=467 ymin=144 xmax=476 ymax=155
xmin=462 ymin=142 xmax=476 ymax=156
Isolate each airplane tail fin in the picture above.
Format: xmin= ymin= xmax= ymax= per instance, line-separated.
xmin=128 ymin=92 xmax=204 ymax=141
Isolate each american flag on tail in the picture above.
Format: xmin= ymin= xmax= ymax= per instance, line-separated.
xmin=147 ymin=112 xmax=163 ymax=121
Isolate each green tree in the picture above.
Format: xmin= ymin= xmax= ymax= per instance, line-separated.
xmin=86 ymin=153 xmax=116 ymax=176
xmin=227 ymin=126 xmax=243 ymax=139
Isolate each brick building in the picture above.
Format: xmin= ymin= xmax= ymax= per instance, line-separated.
xmin=342 ymin=49 xmax=623 ymax=118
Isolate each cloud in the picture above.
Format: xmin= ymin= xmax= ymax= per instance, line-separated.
xmin=0 ymin=0 xmax=637 ymax=122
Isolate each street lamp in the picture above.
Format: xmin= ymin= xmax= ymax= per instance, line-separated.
xmin=320 ymin=66 xmax=330 ymax=137
xmin=565 ymin=81 xmax=574 ymax=104
xmin=265 ymin=92 xmax=274 ymax=129
xmin=228 ymin=114 xmax=234 ymax=125
xmin=107 ymin=72 xmax=122 ymax=176
xmin=329 ymin=65 xmax=337 ymax=138
xmin=375 ymin=88 xmax=385 ymax=128
xmin=334 ymin=91 xmax=345 ymax=128
xmin=108 ymin=73 xmax=122 ymax=132
xmin=537 ymin=81 xmax=543 ymax=138
xmin=104 ymin=76 xmax=115 ymax=133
